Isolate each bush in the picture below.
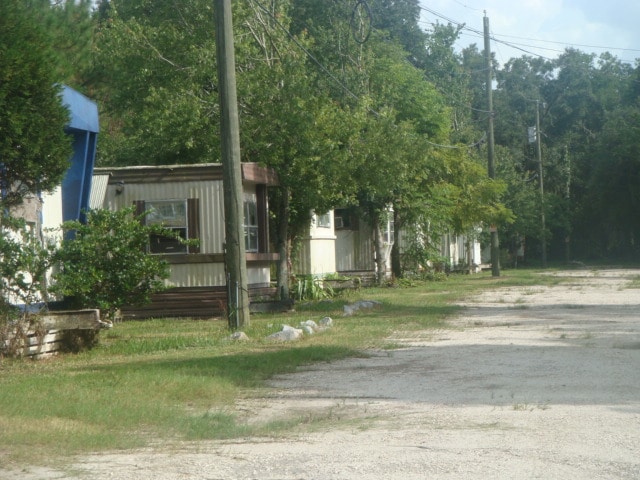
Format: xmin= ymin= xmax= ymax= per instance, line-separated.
xmin=51 ymin=208 xmax=184 ymax=320
xmin=292 ymin=275 xmax=335 ymax=301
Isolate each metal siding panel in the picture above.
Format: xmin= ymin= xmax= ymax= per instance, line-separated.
xmin=248 ymin=266 xmax=270 ymax=285
xmin=100 ymin=178 xmax=276 ymax=288
xmin=354 ymin=228 xmax=375 ymax=271
xmin=309 ymin=238 xmax=336 ymax=275
xmin=89 ymin=175 xmax=109 ymax=209
xmin=104 ymin=180 xmax=225 ymax=254
xmin=168 ymin=263 xmax=226 ymax=287
xmin=294 ymin=238 xmax=313 ymax=275
xmin=335 ymin=230 xmax=355 ymax=271
xmin=336 ymin=222 xmax=374 ymax=272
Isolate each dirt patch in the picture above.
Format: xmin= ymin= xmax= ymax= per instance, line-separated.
xmin=6 ymin=269 xmax=640 ymax=479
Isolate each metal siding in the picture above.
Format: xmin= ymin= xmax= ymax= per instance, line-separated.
xmin=104 ymin=180 xmax=225 ymax=254
xmin=101 ymin=179 xmax=275 ymax=288
xmin=335 ymin=230 xmax=355 ymax=271
xmin=310 ymin=238 xmax=336 ymax=275
xmin=167 ymin=263 xmax=226 ymax=287
xmin=294 ymin=239 xmax=312 ymax=275
xmin=89 ymin=174 xmax=109 ymax=209
xmin=335 ymin=227 xmax=374 ymax=272
xmin=295 ymin=237 xmax=336 ymax=276
xmin=248 ymin=266 xmax=270 ymax=285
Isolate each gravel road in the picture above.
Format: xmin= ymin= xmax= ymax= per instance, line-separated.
xmin=6 ymin=268 xmax=640 ymax=479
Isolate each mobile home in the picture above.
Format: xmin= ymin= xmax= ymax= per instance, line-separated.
xmin=92 ymin=163 xmax=279 ymax=318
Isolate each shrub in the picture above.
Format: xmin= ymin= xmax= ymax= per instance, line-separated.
xmin=51 ymin=208 xmax=185 ymax=320
xmin=293 ymin=275 xmax=335 ymax=301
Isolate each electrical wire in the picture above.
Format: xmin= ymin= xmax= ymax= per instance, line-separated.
xmin=451 ymin=0 xmax=483 ymax=12
xmin=492 ymin=33 xmax=640 ymax=54
xmin=418 ymin=4 xmax=639 ymax=64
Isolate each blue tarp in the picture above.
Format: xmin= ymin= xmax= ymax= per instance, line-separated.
xmin=60 ymin=86 xmax=99 ymax=224
xmin=62 ymin=86 xmax=99 ymax=134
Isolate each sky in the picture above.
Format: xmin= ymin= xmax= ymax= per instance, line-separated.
xmin=418 ymin=0 xmax=640 ymax=66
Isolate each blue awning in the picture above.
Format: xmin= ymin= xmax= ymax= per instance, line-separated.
xmin=61 ymin=85 xmax=99 ymax=133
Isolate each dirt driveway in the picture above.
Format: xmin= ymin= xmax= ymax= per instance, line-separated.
xmin=9 ymin=269 xmax=640 ymax=479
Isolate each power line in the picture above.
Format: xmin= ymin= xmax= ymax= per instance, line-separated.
xmin=418 ymin=5 xmax=639 ymax=63
xmin=451 ymin=0 xmax=483 ymax=12
xmin=490 ymin=32 xmax=640 ymax=54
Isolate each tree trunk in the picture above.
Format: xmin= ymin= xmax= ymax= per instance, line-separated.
xmin=391 ymin=208 xmax=402 ymax=279
xmin=372 ymin=214 xmax=387 ymax=286
xmin=275 ymin=187 xmax=290 ymax=300
xmin=467 ymin=236 xmax=473 ymax=275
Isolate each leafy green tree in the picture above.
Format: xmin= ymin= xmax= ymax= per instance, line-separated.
xmin=51 ymin=208 xmax=176 ymax=320
xmin=93 ymin=0 xmax=219 ymax=166
xmin=492 ymin=146 xmax=539 ymax=265
xmin=94 ymin=0 xmax=357 ymax=296
xmin=236 ymin=1 xmax=357 ymax=298
xmin=94 ymin=0 xmax=512 ymax=289
xmin=370 ymin=0 xmax=429 ymax=68
xmin=423 ymin=23 xmax=476 ymax=142
xmin=0 ymin=1 xmax=71 ymax=210
xmin=585 ymin=105 xmax=640 ymax=257
xmin=33 ymin=0 xmax=95 ymax=89
xmin=343 ymin=37 xmax=451 ymax=283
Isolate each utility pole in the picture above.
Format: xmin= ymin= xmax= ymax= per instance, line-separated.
xmin=564 ymin=145 xmax=571 ymax=264
xmin=215 ymin=0 xmax=250 ymax=328
xmin=535 ymin=100 xmax=547 ymax=268
xmin=484 ymin=13 xmax=500 ymax=277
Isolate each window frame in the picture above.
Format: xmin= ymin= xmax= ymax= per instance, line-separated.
xmin=315 ymin=211 xmax=331 ymax=229
xmin=243 ymin=194 xmax=259 ymax=253
xmin=134 ymin=198 xmax=200 ymax=255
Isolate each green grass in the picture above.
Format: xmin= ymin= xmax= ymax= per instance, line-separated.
xmin=0 ymin=268 xmax=570 ymax=467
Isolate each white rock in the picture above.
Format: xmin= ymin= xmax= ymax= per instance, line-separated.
xmin=343 ymin=301 xmax=381 ymax=315
xmin=267 ymin=325 xmax=304 ymax=341
xmin=300 ymin=320 xmax=319 ymax=330
xmin=229 ymin=331 xmax=249 ymax=341
xmin=343 ymin=305 xmax=355 ymax=316
xmin=319 ymin=316 xmax=333 ymax=327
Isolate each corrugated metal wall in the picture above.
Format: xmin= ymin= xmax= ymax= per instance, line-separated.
xmin=295 ymin=237 xmax=337 ymax=276
xmin=102 ymin=180 xmax=268 ymax=288
xmin=168 ymin=263 xmax=226 ymax=287
xmin=104 ymin=180 xmax=226 ymax=254
xmin=335 ymin=228 xmax=374 ymax=272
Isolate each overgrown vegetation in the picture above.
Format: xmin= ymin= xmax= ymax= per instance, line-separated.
xmin=292 ymin=275 xmax=335 ymax=301
xmin=0 ymin=1 xmax=72 ymax=212
xmin=0 ymin=269 xmax=570 ymax=469
xmin=1 ymin=208 xmax=188 ymax=357
xmin=0 ymin=215 xmax=56 ymax=357
xmin=51 ymin=207 xmax=191 ymax=320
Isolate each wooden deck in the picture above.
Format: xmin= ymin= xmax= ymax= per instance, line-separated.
xmin=120 ymin=285 xmax=284 ymax=319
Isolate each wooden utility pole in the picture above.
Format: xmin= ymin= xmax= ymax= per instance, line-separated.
xmin=215 ymin=0 xmax=250 ymax=328
xmin=564 ymin=145 xmax=571 ymax=264
xmin=484 ymin=13 xmax=500 ymax=277
xmin=535 ymin=100 xmax=547 ymax=268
